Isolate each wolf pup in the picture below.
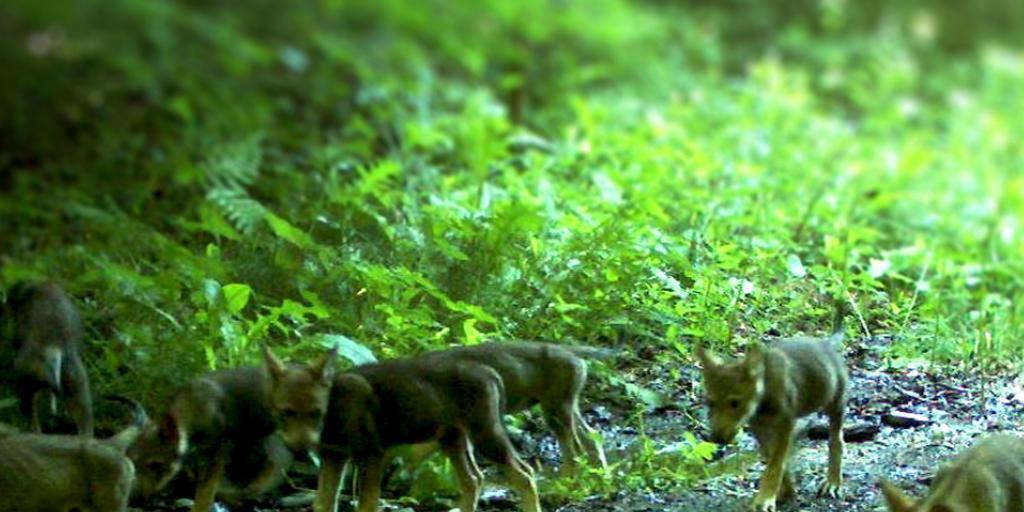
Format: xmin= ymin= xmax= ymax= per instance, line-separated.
xmin=0 ymin=397 xmax=145 ymax=512
xmin=127 ymin=365 xmax=294 ymax=512
xmin=2 ymin=281 xmax=93 ymax=435
xmin=880 ymin=434 xmax=1024 ymax=512
xmin=263 ymin=346 xmax=542 ymax=512
xmin=696 ymin=306 xmax=847 ymax=512
xmin=422 ymin=341 xmax=608 ymax=473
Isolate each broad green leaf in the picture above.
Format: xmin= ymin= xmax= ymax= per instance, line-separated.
xmin=463 ymin=318 xmax=484 ymax=345
xmin=298 ymin=289 xmax=331 ymax=319
xmin=198 ymin=203 xmax=242 ymax=241
xmin=222 ymin=283 xmax=252 ymax=314
xmin=265 ymin=211 xmax=315 ymax=249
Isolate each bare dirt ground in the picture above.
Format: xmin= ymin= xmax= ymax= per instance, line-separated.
xmin=129 ymin=334 xmax=1024 ymax=512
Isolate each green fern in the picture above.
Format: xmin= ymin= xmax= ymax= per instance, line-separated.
xmin=203 ymin=136 xmax=263 ymax=187
xmin=205 ymin=187 xmax=267 ymax=236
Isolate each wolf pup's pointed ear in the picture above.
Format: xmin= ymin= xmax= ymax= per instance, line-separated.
xmin=743 ymin=345 xmax=766 ymax=378
xmin=261 ymin=344 xmax=286 ymax=382
xmin=310 ymin=347 xmax=337 ymax=383
xmin=878 ymin=479 xmax=916 ymax=512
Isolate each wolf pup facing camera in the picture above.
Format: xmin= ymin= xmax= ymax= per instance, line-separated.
xmin=697 ymin=305 xmax=848 ymax=512
xmin=2 ymin=281 xmax=93 ymax=436
xmin=0 ymin=397 xmax=145 ymax=512
xmin=127 ymin=365 xmax=294 ymax=512
xmin=420 ymin=341 xmax=608 ymax=473
xmin=880 ymin=434 xmax=1024 ymax=512
xmin=262 ymin=346 xmax=542 ymax=512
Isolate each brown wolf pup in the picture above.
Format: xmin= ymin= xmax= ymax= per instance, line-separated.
xmin=420 ymin=341 xmax=609 ymax=473
xmin=2 ymin=281 xmax=93 ymax=435
xmin=127 ymin=366 xmax=293 ymax=512
xmin=696 ymin=306 xmax=847 ymax=512
xmin=262 ymin=346 xmax=542 ymax=512
xmin=880 ymin=434 xmax=1024 ymax=512
xmin=0 ymin=396 xmax=144 ymax=512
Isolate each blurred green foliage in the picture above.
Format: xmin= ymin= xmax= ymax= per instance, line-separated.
xmin=0 ymin=0 xmax=1023 ymax=497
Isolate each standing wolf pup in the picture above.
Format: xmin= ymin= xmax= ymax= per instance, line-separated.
xmin=421 ymin=341 xmax=608 ymax=473
xmin=697 ymin=305 xmax=847 ymax=511
xmin=880 ymin=434 xmax=1024 ymax=512
xmin=127 ymin=365 xmax=295 ymax=512
xmin=263 ymin=346 xmax=542 ymax=512
xmin=2 ymin=281 xmax=93 ymax=435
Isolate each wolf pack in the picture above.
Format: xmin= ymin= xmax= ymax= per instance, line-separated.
xmin=1 ymin=281 xmax=1021 ymax=512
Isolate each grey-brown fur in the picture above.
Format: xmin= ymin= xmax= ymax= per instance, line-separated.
xmin=697 ymin=307 xmax=848 ymax=512
xmin=127 ymin=366 xmax=291 ymax=512
xmin=3 ymin=281 xmax=93 ymax=435
xmin=0 ymin=399 xmax=144 ymax=512
xmin=263 ymin=347 xmax=542 ymax=512
xmin=880 ymin=434 xmax=1024 ymax=512
xmin=420 ymin=341 xmax=608 ymax=472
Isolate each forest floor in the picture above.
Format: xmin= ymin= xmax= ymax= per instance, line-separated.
xmin=134 ymin=335 xmax=1023 ymax=512
xmin=552 ymin=334 xmax=1023 ymax=512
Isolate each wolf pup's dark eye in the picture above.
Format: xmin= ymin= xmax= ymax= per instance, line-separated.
xmin=729 ymin=399 xmax=740 ymax=409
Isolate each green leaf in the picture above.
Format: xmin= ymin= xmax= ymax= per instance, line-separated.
xmin=265 ymin=211 xmax=315 ymax=249
xmin=463 ymin=318 xmax=484 ymax=344
xmin=198 ymin=203 xmax=242 ymax=241
xmin=222 ymin=283 xmax=252 ymax=314
xmin=298 ymin=289 xmax=331 ymax=319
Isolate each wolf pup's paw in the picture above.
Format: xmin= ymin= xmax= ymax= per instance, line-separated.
xmin=817 ymin=480 xmax=843 ymax=498
xmin=750 ymin=495 xmax=777 ymax=512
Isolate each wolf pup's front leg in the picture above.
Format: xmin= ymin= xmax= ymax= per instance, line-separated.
xmin=750 ymin=416 xmax=796 ymax=512
xmin=313 ymin=455 xmax=348 ymax=512
xmin=819 ymin=399 xmax=845 ymax=497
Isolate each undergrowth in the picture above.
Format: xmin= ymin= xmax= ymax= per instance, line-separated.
xmin=1 ymin=0 xmax=1023 ymax=499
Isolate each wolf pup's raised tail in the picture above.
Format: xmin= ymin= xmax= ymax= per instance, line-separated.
xmin=103 ymin=395 xmax=148 ymax=450
xmin=563 ymin=345 xmax=619 ymax=360
xmin=828 ymin=300 xmax=847 ymax=346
